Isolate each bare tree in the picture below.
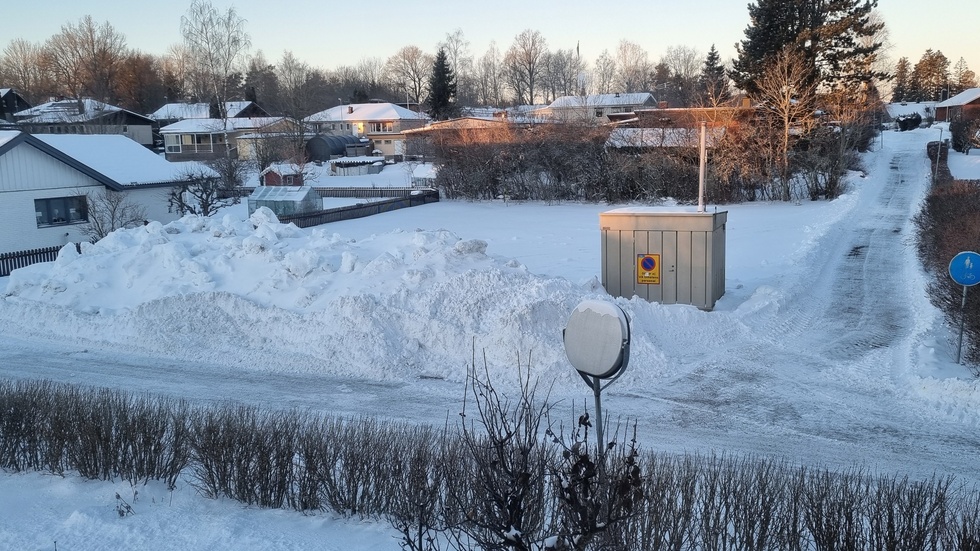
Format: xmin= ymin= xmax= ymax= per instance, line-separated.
xmin=614 ymin=40 xmax=651 ymax=92
xmin=1 ymin=38 xmax=54 ymax=104
xmin=439 ymin=29 xmax=477 ymax=106
xmin=384 ymin=46 xmax=433 ymax=105
xmin=115 ymin=51 xmax=166 ymax=114
xmin=660 ymin=45 xmax=702 ymax=107
xmin=44 ymin=16 xmax=128 ymax=102
xmin=169 ymin=157 xmax=246 ymax=217
xmin=542 ymin=48 xmax=584 ymax=103
xmin=81 ymin=189 xmax=148 ymax=241
xmin=180 ymin=0 xmax=251 ymax=113
xmin=754 ymin=46 xmax=819 ymax=200
xmin=504 ymin=29 xmax=549 ymax=105
xmin=476 ymin=42 xmax=504 ymax=106
xmin=351 ymin=57 xmax=383 ymax=99
xmin=591 ymin=49 xmax=617 ymax=95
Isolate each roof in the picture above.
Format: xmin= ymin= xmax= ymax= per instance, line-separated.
xmin=159 ymin=117 xmax=285 ymax=133
xmin=548 ymin=93 xmax=657 ymax=109
xmin=149 ymin=101 xmax=260 ymax=120
xmin=14 ymin=98 xmax=152 ymax=124
xmin=606 ymin=127 xmax=725 ymax=149
xmin=936 ymin=88 xmax=980 ymax=108
xmin=403 ymin=117 xmax=512 ymax=134
xmin=305 ymin=102 xmax=429 ymax=123
xmin=412 ymin=163 xmax=437 ymax=179
xmin=249 ymin=185 xmax=316 ymax=202
xmin=0 ymin=131 xmax=195 ymax=189
xmin=885 ymin=102 xmax=937 ymax=119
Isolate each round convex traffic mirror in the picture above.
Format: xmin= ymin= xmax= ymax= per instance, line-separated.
xmin=563 ymin=300 xmax=630 ymax=379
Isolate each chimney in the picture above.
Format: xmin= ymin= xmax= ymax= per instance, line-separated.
xmin=347 ymin=106 xmax=354 ymax=114
xmin=658 ymin=101 xmax=668 ymax=109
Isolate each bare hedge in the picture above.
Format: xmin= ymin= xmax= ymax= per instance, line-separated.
xmin=1 ymin=378 xmax=978 ymax=550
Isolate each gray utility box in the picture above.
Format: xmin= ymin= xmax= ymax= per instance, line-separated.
xmin=600 ymin=209 xmax=727 ymax=310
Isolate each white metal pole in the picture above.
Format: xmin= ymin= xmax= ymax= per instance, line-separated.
xmin=698 ymin=121 xmax=707 ymax=213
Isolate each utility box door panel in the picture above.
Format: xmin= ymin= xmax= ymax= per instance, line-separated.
xmin=600 ymin=210 xmax=726 ymax=310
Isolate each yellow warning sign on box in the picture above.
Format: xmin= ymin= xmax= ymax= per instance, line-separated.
xmin=637 ymin=254 xmax=661 ymax=285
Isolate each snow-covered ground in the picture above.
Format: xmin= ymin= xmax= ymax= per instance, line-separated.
xmin=2 ymin=125 xmax=980 ymax=549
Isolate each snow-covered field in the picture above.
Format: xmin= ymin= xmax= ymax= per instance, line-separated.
xmin=2 ymin=124 xmax=980 ymax=549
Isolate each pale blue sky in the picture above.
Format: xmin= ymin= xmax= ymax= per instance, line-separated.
xmin=3 ymin=0 xmax=977 ymax=79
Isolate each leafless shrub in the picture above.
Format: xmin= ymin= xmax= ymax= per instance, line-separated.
xmin=81 ymin=189 xmax=147 ymax=242
xmin=913 ymin=182 xmax=980 ymax=367
xmin=445 ymin=355 xmax=554 ymax=551
xmin=385 ymin=424 xmax=455 ymax=551
xmin=800 ymin=467 xmax=870 ymax=550
xmin=866 ymin=474 xmax=952 ymax=551
xmin=544 ymin=415 xmax=644 ymax=550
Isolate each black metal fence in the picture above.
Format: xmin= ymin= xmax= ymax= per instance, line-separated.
xmin=1 ymin=243 xmax=81 ymax=277
xmin=278 ymin=190 xmax=440 ymax=228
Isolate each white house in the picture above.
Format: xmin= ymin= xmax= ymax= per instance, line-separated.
xmin=159 ymin=116 xmax=291 ymax=162
xmin=304 ymin=102 xmax=429 ymax=158
xmin=0 ymin=131 xmax=192 ymax=255
xmin=13 ymin=98 xmax=156 ymax=146
xmin=533 ymin=93 xmax=658 ymax=124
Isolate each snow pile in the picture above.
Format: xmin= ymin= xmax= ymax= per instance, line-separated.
xmin=6 ymin=207 xmax=694 ymax=385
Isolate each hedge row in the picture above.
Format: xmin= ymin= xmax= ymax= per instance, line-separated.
xmin=1 ymin=379 xmax=978 ymax=550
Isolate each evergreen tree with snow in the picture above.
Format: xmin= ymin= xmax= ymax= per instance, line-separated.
xmin=427 ymin=48 xmax=459 ymax=121
xmin=698 ymin=44 xmax=731 ymax=105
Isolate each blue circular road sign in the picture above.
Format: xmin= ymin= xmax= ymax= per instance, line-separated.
xmin=949 ymin=251 xmax=980 ymax=286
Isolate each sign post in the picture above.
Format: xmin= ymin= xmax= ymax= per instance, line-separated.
xmin=562 ymin=300 xmax=631 ymax=459
xmin=948 ymin=251 xmax=980 ymax=364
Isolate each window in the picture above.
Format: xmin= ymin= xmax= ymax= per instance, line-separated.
xmin=370 ymin=121 xmax=394 ymax=133
xmin=35 ymin=195 xmax=88 ymax=227
xmin=165 ymin=134 xmax=181 ymax=153
xmin=595 ymin=108 xmax=604 ymax=117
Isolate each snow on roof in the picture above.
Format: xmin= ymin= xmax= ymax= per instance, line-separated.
xmin=0 ymin=88 xmax=10 ymax=96
xmin=0 ymin=130 xmax=18 ymax=148
xmin=606 ymin=126 xmax=725 ymax=148
xmin=249 ymin=185 xmax=315 ymax=202
xmin=34 ymin=134 xmax=194 ymax=185
xmin=548 ymin=93 xmax=656 ymax=109
xmin=149 ymin=101 xmax=257 ymax=120
xmin=412 ymin=163 xmax=437 ymax=179
xmin=936 ymin=88 xmax=980 ymax=108
xmin=305 ymin=103 xmax=429 ymax=123
xmin=885 ymin=102 xmax=937 ymax=120
xmin=14 ymin=98 xmax=147 ymax=124
xmin=159 ymin=117 xmax=284 ymax=133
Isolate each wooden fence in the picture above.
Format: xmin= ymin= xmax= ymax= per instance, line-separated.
xmin=278 ymin=190 xmax=440 ymax=228
xmin=1 ymin=244 xmax=80 ymax=277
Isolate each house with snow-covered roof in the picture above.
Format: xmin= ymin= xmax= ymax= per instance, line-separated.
xmin=13 ymin=98 xmax=155 ymax=146
xmin=149 ymin=101 xmax=269 ymax=127
xmin=159 ymin=116 xmax=294 ymax=162
xmin=935 ymin=88 xmax=980 ymax=123
xmin=304 ymin=102 xmax=429 ymax=158
xmin=532 ymin=93 xmax=658 ymax=124
xmin=1 ymin=88 xmax=32 ymax=124
xmin=0 ymin=130 xmax=194 ymax=255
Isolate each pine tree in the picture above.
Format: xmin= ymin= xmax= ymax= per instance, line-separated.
xmin=908 ymin=49 xmax=950 ymax=102
xmin=731 ymin=0 xmax=885 ymax=96
xmin=951 ymin=57 xmax=978 ymax=96
xmin=891 ymin=57 xmax=910 ymax=102
xmin=698 ymin=44 xmax=731 ymax=105
xmin=427 ymin=48 xmax=459 ymax=121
